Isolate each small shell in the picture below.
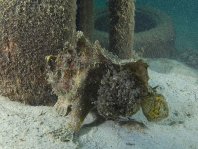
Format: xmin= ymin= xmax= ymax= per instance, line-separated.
xmin=141 ymin=93 xmax=169 ymax=121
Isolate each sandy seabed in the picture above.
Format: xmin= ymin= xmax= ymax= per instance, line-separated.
xmin=0 ymin=58 xmax=198 ymax=149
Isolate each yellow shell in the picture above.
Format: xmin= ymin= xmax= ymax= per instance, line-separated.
xmin=141 ymin=93 xmax=169 ymax=121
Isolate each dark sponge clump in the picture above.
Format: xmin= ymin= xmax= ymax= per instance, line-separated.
xmin=97 ymin=66 xmax=148 ymax=120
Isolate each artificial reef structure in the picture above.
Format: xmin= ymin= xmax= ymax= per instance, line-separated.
xmin=0 ymin=0 xmax=76 ymax=105
xmin=0 ymin=0 xmax=96 ymax=105
xmin=94 ymin=6 xmax=176 ymax=58
xmin=77 ymin=0 xmax=94 ymax=41
xmin=0 ymin=0 xmax=169 ymax=142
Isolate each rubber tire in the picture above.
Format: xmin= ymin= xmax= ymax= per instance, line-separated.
xmin=93 ymin=7 xmax=176 ymax=58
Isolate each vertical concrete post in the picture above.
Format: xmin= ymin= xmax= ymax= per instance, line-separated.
xmin=109 ymin=0 xmax=135 ymax=59
xmin=0 ymin=0 xmax=77 ymax=105
xmin=77 ymin=0 xmax=94 ymax=41
xmin=66 ymin=0 xmax=77 ymax=46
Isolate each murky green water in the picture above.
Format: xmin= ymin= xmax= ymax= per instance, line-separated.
xmin=94 ymin=0 xmax=198 ymax=69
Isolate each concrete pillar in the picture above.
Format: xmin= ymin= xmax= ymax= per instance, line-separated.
xmin=109 ymin=0 xmax=135 ymax=59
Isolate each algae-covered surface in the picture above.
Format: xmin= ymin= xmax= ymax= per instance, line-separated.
xmin=0 ymin=0 xmax=197 ymax=148
xmin=95 ymin=0 xmax=197 ymax=50
xmin=0 ymin=59 xmax=198 ymax=149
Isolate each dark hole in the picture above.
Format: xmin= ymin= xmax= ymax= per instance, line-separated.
xmin=66 ymin=105 xmax=72 ymax=116
xmin=95 ymin=9 xmax=157 ymax=33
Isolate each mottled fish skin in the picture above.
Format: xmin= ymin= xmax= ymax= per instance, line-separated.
xmin=47 ymin=32 xmax=168 ymax=141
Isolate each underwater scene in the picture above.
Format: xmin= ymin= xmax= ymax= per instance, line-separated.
xmin=0 ymin=0 xmax=197 ymax=148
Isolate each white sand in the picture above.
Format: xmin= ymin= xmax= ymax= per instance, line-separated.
xmin=0 ymin=58 xmax=198 ymax=149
